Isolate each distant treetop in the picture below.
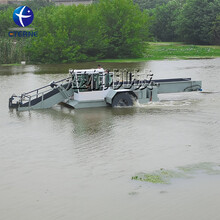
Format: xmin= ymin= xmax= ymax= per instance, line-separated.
xmin=133 ymin=0 xmax=171 ymax=10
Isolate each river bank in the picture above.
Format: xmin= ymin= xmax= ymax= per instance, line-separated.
xmin=1 ymin=42 xmax=220 ymax=66
xmin=98 ymin=42 xmax=220 ymax=63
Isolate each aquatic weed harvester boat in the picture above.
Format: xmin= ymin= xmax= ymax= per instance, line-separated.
xmin=9 ymin=68 xmax=202 ymax=111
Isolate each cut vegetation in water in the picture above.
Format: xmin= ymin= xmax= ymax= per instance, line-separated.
xmin=131 ymin=162 xmax=220 ymax=184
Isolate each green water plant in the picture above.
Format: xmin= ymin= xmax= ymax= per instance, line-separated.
xmin=132 ymin=162 xmax=220 ymax=184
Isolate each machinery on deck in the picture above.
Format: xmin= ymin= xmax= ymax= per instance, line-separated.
xmin=9 ymin=68 xmax=202 ymax=111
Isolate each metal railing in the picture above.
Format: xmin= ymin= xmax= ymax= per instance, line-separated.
xmin=14 ymin=76 xmax=72 ymax=108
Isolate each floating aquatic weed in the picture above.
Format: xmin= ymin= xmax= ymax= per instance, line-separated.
xmin=132 ymin=173 xmax=165 ymax=184
xmin=178 ymin=162 xmax=220 ymax=175
xmin=132 ymin=169 xmax=189 ymax=184
xmin=132 ymin=162 xmax=220 ymax=184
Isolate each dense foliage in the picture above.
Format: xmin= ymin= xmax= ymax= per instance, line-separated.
xmin=137 ymin=0 xmax=220 ymax=44
xmin=211 ymin=15 xmax=220 ymax=45
xmin=0 ymin=0 xmax=219 ymax=64
xmin=22 ymin=0 xmax=54 ymax=10
xmin=133 ymin=0 xmax=171 ymax=10
xmin=0 ymin=0 xmax=149 ymax=63
xmin=175 ymin=0 xmax=220 ymax=44
xmin=0 ymin=7 xmax=14 ymax=37
xmin=150 ymin=0 xmax=182 ymax=42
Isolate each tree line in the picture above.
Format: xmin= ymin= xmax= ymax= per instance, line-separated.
xmin=0 ymin=0 xmax=219 ymax=64
xmin=147 ymin=0 xmax=220 ymax=45
xmin=0 ymin=0 xmax=149 ymax=63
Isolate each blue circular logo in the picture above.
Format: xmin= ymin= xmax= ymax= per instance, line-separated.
xmin=13 ymin=6 xmax=34 ymax=27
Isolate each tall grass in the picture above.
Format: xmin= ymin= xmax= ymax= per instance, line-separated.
xmin=0 ymin=38 xmax=28 ymax=64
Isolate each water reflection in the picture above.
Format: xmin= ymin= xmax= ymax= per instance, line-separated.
xmin=0 ymin=62 xmax=150 ymax=76
xmin=8 ymin=100 xmax=197 ymax=141
xmin=25 ymin=106 xmax=138 ymax=135
xmin=0 ymin=65 xmax=40 ymax=75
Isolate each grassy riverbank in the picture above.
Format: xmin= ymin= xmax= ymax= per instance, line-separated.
xmin=1 ymin=42 xmax=219 ymax=66
xmin=98 ymin=42 xmax=220 ymax=62
xmin=0 ymin=63 xmax=22 ymax=66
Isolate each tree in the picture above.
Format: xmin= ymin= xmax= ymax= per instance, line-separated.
xmin=210 ymin=15 xmax=220 ymax=45
xmin=97 ymin=0 xmax=150 ymax=58
xmin=150 ymin=1 xmax=182 ymax=42
xmin=22 ymin=0 xmax=54 ymax=10
xmin=26 ymin=0 xmax=150 ymax=63
xmin=133 ymin=0 xmax=171 ymax=10
xmin=26 ymin=5 xmax=101 ymax=63
xmin=0 ymin=7 xmax=14 ymax=37
xmin=175 ymin=0 xmax=220 ymax=44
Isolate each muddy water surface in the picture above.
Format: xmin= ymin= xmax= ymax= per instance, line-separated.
xmin=0 ymin=59 xmax=220 ymax=220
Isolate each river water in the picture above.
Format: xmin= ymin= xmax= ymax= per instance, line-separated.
xmin=0 ymin=59 xmax=220 ymax=220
